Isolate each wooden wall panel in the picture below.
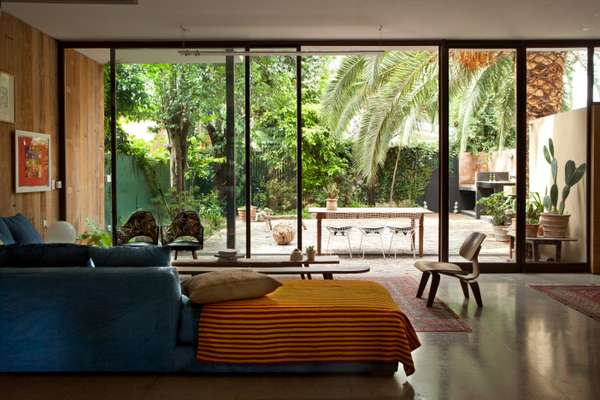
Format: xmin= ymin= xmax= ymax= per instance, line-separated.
xmin=0 ymin=13 xmax=59 ymax=235
xmin=591 ymin=105 xmax=600 ymax=274
xmin=65 ymin=49 xmax=105 ymax=234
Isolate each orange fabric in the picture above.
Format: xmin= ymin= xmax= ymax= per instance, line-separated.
xmin=196 ymin=280 xmax=420 ymax=375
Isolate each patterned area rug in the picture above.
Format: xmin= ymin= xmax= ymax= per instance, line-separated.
xmin=530 ymin=284 xmax=600 ymax=322
xmin=348 ymin=275 xmax=471 ymax=332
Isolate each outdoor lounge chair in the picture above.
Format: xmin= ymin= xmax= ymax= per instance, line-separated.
xmin=162 ymin=210 xmax=204 ymax=260
xmin=116 ymin=211 xmax=160 ymax=246
xmin=414 ymin=232 xmax=486 ymax=307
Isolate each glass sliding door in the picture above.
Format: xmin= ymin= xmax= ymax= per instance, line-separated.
xmin=525 ymin=48 xmax=588 ymax=264
xmin=301 ymin=47 xmax=439 ymax=262
xmin=111 ymin=48 xmax=246 ymax=254
xmin=249 ymin=50 xmax=298 ymax=254
xmin=448 ymin=49 xmax=517 ymax=263
xmin=594 ymin=48 xmax=600 ymax=102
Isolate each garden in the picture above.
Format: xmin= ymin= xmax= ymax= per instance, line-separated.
xmin=94 ymin=48 xmax=589 ymax=262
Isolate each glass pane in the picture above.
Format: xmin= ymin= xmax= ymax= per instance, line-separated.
xmin=113 ymin=49 xmax=246 ymax=255
xmin=449 ymin=49 xmax=517 ymax=263
xmin=526 ymin=48 xmax=587 ymax=263
xmin=302 ymin=48 xmax=439 ymax=264
xmin=594 ymin=48 xmax=600 ymax=102
xmin=249 ymin=51 xmax=298 ymax=254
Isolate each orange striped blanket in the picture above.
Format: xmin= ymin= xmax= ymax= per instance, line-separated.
xmin=196 ymin=280 xmax=420 ymax=375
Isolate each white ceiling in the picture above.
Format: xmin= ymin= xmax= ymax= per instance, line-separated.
xmin=4 ymin=0 xmax=600 ymax=43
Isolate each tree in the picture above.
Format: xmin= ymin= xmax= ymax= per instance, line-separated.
xmin=322 ymin=50 xmax=517 ymax=202
xmin=149 ymin=64 xmax=205 ymax=193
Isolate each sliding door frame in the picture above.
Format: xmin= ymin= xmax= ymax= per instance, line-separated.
xmin=60 ymin=38 xmax=600 ymax=272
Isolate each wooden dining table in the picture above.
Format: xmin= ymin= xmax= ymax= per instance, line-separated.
xmin=308 ymin=207 xmax=433 ymax=257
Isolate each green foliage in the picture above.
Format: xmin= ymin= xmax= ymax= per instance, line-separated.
xmin=476 ymin=192 xmax=511 ymax=226
xmin=526 ymin=192 xmax=544 ymax=225
xmin=77 ymin=219 xmax=112 ymax=247
xmin=542 ymin=138 xmax=586 ymax=214
xmin=376 ymin=143 xmax=438 ymax=206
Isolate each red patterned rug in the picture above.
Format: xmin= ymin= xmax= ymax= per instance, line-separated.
xmin=530 ymin=284 xmax=600 ymax=322
xmin=349 ymin=275 xmax=471 ymax=332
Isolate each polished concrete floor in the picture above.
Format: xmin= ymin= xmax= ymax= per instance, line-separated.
xmin=2 ymin=273 xmax=599 ymax=400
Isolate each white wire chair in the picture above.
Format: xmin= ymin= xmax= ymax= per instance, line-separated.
xmin=386 ymin=218 xmax=416 ymax=259
xmin=357 ymin=219 xmax=386 ymax=258
xmin=325 ymin=220 xmax=354 ymax=258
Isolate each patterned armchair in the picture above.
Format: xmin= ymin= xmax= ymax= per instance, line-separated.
xmin=162 ymin=210 xmax=204 ymax=247
xmin=116 ymin=211 xmax=160 ymax=246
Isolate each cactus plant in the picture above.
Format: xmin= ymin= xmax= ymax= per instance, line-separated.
xmin=542 ymin=138 xmax=586 ymax=215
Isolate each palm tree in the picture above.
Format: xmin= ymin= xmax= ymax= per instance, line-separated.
xmin=322 ymin=50 xmax=516 ymax=201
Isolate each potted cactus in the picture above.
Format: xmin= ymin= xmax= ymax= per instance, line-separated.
xmin=540 ymin=138 xmax=586 ymax=238
xmin=325 ymin=183 xmax=339 ymax=211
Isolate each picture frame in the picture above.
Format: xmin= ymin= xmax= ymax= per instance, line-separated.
xmin=15 ymin=130 xmax=52 ymax=193
xmin=0 ymin=71 xmax=15 ymax=124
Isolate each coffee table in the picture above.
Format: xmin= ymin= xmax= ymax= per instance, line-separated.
xmin=174 ymin=265 xmax=370 ymax=280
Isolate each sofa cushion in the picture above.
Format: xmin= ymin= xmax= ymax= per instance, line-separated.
xmin=0 ymin=219 xmax=15 ymax=246
xmin=89 ymin=245 xmax=170 ymax=267
xmin=2 ymin=214 xmax=43 ymax=245
xmin=182 ymin=269 xmax=281 ymax=304
xmin=0 ymin=243 xmax=92 ymax=268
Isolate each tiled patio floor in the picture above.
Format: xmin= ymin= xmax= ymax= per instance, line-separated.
xmin=202 ymin=213 xmax=513 ymax=266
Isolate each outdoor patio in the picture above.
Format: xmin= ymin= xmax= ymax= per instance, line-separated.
xmin=202 ymin=212 xmax=511 ymax=269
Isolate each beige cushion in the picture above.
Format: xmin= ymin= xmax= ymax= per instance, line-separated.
xmin=182 ymin=269 xmax=282 ymax=304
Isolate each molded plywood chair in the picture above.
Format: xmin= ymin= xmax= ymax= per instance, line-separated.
xmin=415 ymin=232 xmax=486 ymax=307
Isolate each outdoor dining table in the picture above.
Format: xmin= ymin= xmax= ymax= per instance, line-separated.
xmin=308 ymin=207 xmax=433 ymax=257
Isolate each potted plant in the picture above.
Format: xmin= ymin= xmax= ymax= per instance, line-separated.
xmin=325 ymin=183 xmax=339 ymax=211
xmin=540 ymin=139 xmax=586 ymax=238
xmin=306 ymin=245 xmax=316 ymax=261
xmin=476 ymin=192 xmax=511 ymax=241
xmin=525 ymin=192 xmax=544 ymax=237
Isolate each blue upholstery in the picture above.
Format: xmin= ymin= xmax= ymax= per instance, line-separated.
xmin=1 ymin=214 xmax=42 ymax=245
xmin=0 ymin=218 xmax=15 ymax=245
xmin=178 ymin=295 xmax=201 ymax=344
xmin=0 ymin=244 xmax=92 ymax=268
xmin=0 ymin=267 xmax=181 ymax=372
xmin=89 ymin=245 xmax=170 ymax=267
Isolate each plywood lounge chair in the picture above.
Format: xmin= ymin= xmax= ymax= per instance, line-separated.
xmin=415 ymin=232 xmax=486 ymax=307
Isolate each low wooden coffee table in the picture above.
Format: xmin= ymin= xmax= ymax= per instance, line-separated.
xmin=172 ymin=255 xmax=349 ymax=279
xmin=174 ymin=265 xmax=370 ymax=280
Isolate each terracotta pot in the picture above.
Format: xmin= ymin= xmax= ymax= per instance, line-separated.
xmin=492 ymin=224 xmax=510 ymax=242
xmin=238 ymin=206 xmax=257 ymax=221
xmin=525 ymin=224 xmax=539 ymax=238
xmin=306 ymin=249 xmax=316 ymax=262
xmin=540 ymin=213 xmax=570 ymax=238
xmin=326 ymin=198 xmax=338 ymax=211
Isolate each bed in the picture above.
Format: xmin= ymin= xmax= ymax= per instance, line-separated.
xmin=193 ymin=279 xmax=420 ymax=376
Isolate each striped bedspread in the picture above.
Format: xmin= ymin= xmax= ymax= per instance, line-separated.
xmin=196 ymin=280 xmax=420 ymax=375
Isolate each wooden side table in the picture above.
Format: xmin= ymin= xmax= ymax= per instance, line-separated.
xmin=508 ymin=234 xmax=577 ymax=262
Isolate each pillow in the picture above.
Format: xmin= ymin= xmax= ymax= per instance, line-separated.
xmin=0 ymin=218 xmax=15 ymax=245
xmin=2 ymin=214 xmax=43 ymax=245
xmin=89 ymin=245 xmax=170 ymax=267
xmin=0 ymin=243 xmax=92 ymax=268
xmin=182 ymin=269 xmax=281 ymax=304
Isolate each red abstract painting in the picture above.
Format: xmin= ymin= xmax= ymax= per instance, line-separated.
xmin=15 ymin=131 xmax=51 ymax=192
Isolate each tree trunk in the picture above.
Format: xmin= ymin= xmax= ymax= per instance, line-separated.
xmin=526 ymin=51 xmax=566 ymax=120
xmin=168 ymin=129 xmax=189 ymax=193
xmin=389 ymin=146 xmax=401 ymax=204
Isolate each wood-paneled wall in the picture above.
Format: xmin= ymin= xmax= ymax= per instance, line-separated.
xmin=65 ymin=49 xmax=105 ymax=233
xmin=591 ymin=104 xmax=600 ymax=274
xmin=0 ymin=12 xmax=59 ymax=235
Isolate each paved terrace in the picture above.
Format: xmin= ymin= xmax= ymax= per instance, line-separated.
xmin=202 ymin=213 xmax=511 ymax=269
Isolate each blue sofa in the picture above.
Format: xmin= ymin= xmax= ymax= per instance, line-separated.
xmin=0 ymin=241 xmax=396 ymax=374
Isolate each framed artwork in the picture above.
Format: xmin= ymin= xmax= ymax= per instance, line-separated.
xmin=0 ymin=71 xmax=15 ymax=124
xmin=15 ymin=130 xmax=51 ymax=193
